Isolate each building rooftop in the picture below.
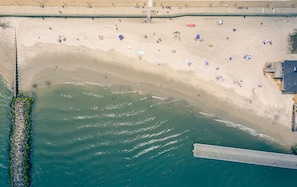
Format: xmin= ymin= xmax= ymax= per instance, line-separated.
xmin=282 ymin=60 xmax=297 ymax=93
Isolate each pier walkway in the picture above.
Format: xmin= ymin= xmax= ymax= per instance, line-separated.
xmin=193 ymin=143 xmax=297 ymax=169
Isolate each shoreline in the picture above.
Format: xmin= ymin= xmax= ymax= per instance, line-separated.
xmin=1 ymin=16 xmax=297 ymax=149
xmin=19 ymin=48 xmax=297 ymax=149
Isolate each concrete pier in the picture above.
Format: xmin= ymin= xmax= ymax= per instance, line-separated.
xmin=193 ymin=143 xmax=297 ymax=169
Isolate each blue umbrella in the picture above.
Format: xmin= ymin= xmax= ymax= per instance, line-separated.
xmin=196 ymin=34 xmax=200 ymax=40
xmin=119 ymin=34 xmax=124 ymax=40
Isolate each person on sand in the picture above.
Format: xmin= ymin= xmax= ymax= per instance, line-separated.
xmin=205 ymin=60 xmax=209 ymax=69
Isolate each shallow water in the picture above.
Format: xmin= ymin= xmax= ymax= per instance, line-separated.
xmin=0 ymin=79 xmax=12 ymax=187
xmin=1 ymin=80 xmax=297 ymax=187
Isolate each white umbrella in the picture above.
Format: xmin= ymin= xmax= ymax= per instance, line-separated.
xmin=137 ymin=50 xmax=144 ymax=56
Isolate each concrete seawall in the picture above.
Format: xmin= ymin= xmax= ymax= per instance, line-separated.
xmin=193 ymin=143 xmax=297 ymax=169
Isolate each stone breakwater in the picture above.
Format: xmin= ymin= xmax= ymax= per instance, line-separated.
xmin=9 ymin=96 xmax=34 ymax=187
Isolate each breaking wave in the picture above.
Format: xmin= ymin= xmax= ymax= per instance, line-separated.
xmin=214 ymin=119 xmax=275 ymax=141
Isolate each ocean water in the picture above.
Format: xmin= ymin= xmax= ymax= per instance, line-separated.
xmin=1 ymin=79 xmax=297 ymax=186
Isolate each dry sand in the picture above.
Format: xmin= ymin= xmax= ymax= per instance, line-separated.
xmin=1 ymin=16 xmax=297 ymax=149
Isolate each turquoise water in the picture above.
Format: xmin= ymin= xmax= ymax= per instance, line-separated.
xmin=0 ymin=79 xmax=12 ymax=187
xmin=1 ymin=80 xmax=297 ymax=186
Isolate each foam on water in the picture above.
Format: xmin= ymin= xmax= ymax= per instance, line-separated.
xmin=61 ymin=94 xmax=73 ymax=99
xmin=134 ymin=116 xmax=156 ymax=125
xmin=136 ymin=132 xmax=185 ymax=149
xmin=73 ymin=114 xmax=100 ymax=120
xmin=123 ymin=124 xmax=162 ymax=135
xmin=28 ymin=83 xmax=295 ymax=187
xmin=104 ymin=102 xmax=133 ymax=110
xmin=124 ymin=132 xmax=184 ymax=153
xmin=1 ymin=79 xmax=12 ymax=92
xmin=162 ymin=140 xmax=179 ymax=147
xmin=0 ymin=163 xmax=7 ymax=169
xmin=199 ymin=111 xmax=216 ymax=118
xmin=65 ymin=107 xmax=81 ymax=111
xmin=149 ymin=146 xmax=182 ymax=159
xmin=151 ymin=96 xmax=167 ymax=101
xmin=75 ymin=124 xmax=102 ymax=130
xmin=214 ymin=119 xmax=275 ymax=141
xmin=75 ymin=135 xmax=95 ymax=142
xmin=111 ymin=91 xmax=141 ymax=95
xmin=94 ymin=151 xmax=109 ymax=156
xmin=101 ymin=109 xmax=146 ymax=119
xmin=0 ymin=93 xmax=8 ymax=99
xmin=139 ymin=96 xmax=149 ymax=101
xmin=120 ymin=128 xmax=172 ymax=144
xmin=132 ymin=145 xmax=160 ymax=158
xmin=82 ymin=91 xmax=103 ymax=98
xmin=100 ymin=109 xmax=148 ymax=119
xmin=198 ymin=111 xmax=275 ymax=142
xmin=64 ymin=81 xmax=105 ymax=87
xmin=90 ymin=105 xmax=98 ymax=111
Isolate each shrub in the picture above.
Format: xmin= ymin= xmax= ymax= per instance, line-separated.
xmin=289 ymin=31 xmax=297 ymax=54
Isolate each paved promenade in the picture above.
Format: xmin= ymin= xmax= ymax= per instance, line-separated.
xmin=0 ymin=0 xmax=296 ymax=8
xmin=0 ymin=0 xmax=296 ymax=17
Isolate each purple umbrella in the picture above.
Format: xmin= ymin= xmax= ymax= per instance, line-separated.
xmin=119 ymin=34 xmax=124 ymax=40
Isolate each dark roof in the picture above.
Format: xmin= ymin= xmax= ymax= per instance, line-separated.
xmin=282 ymin=60 xmax=297 ymax=93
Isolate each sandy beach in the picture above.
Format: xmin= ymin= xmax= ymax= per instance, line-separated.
xmin=1 ymin=15 xmax=297 ymax=148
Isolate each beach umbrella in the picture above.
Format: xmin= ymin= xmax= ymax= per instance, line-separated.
xmin=185 ymin=59 xmax=192 ymax=66
xmin=243 ymin=54 xmax=252 ymax=61
xmin=186 ymin=23 xmax=196 ymax=27
xmin=217 ymin=20 xmax=223 ymax=25
xmin=119 ymin=34 xmax=124 ymax=40
xmin=137 ymin=50 xmax=144 ymax=56
xmin=196 ymin=34 xmax=200 ymax=40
